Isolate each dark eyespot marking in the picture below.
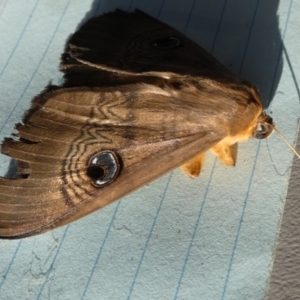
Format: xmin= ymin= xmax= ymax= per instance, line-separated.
xmin=87 ymin=151 xmax=121 ymax=187
xmin=151 ymin=37 xmax=182 ymax=50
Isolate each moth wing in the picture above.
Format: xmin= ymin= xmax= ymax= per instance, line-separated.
xmin=61 ymin=10 xmax=234 ymax=81
xmin=0 ymin=84 xmax=226 ymax=238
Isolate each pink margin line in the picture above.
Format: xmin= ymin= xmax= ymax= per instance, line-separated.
xmin=0 ymin=0 xmax=9 ymax=18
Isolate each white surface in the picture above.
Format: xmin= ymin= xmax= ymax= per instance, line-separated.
xmin=0 ymin=0 xmax=299 ymax=299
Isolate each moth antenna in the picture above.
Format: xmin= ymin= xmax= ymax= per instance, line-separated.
xmin=274 ymin=128 xmax=300 ymax=159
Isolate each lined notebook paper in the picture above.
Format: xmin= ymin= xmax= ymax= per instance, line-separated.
xmin=0 ymin=0 xmax=299 ymax=299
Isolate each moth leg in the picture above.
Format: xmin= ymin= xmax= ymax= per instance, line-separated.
xmin=210 ymin=142 xmax=238 ymax=166
xmin=180 ymin=153 xmax=205 ymax=178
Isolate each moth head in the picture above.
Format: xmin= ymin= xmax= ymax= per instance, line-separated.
xmin=253 ymin=112 xmax=274 ymax=139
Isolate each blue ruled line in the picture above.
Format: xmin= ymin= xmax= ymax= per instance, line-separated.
xmin=81 ymin=201 xmax=122 ymax=300
xmin=127 ymin=173 xmax=173 ymax=300
xmin=0 ymin=240 xmax=22 ymax=291
xmin=174 ymin=159 xmax=217 ymax=299
xmin=0 ymin=0 xmax=40 ymax=80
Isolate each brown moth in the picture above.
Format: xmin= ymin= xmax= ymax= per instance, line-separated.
xmin=0 ymin=10 xmax=274 ymax=239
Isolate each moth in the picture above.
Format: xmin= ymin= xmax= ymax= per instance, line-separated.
xmin=0 ymin=10 xmax=274 ymax=239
